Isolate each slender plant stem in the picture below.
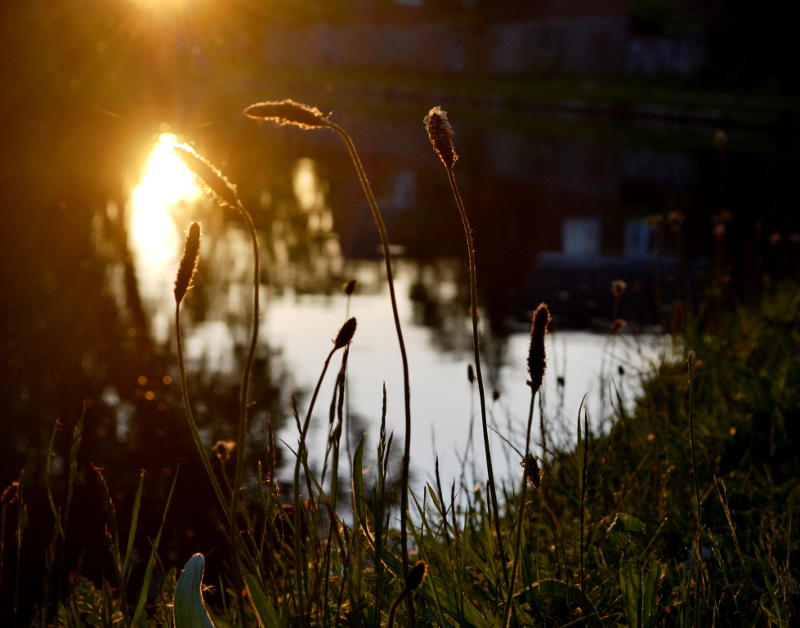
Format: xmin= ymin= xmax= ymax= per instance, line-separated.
xmin=213 ymin=202 xmax=260 ymax=622
xmin=687 ymin=350 xmax=702 ymax=624
xmin=445 ymin=166 xmax=509 ymax=591
xmin=298 ymin=349 xmax=336 ymax=467
xmin=292 ymin=346 xmax=337 ymax=616
xmin=688 ymin=351 xmax=701 ymax=526
xmin=344 ymin=294 xmax=354 ymax=472
xmin=322 ymin=350 xmax=348 ymax=628
xmin=175 ymin=304 xmax=232 ymax=527
xmin=13 ymin=472 xmax=25 ymax=618
xmin=229 ymin=204 xmax=260 ymax=531
xmin=387 ymin=589 xmax=408 ymax=628
xmin=503 ymin=389 xmax=537 ymax=628
xmin=374 ymin=386 xmax=389 ymax=625
xmin=327 ymin=122 xmax=414 ymax=585
xmin=539 ymin=392 xmax=547 ymax=463
xmin=579 ymin=409 xmax=588 ymax=593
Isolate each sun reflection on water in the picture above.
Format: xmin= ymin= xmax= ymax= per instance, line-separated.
xmin=293 ymin=157 xmax=322 ymax=211
xmin=127 ymin=131 xmax=204 ymax=339
xmin=130 ymin=133 xmax=202 ymax=265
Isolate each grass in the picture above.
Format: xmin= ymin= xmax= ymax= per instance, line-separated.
xmin=3 ymin=100 xmax=800 ymax=626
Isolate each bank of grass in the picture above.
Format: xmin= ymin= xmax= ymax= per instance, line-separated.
xmin=406 ymin=280 xmax=800 ymax=626
xmin=36 ymin=281 xmax=798 ymax=626
xmin=534 ymin=281 xmax=800 ymax=625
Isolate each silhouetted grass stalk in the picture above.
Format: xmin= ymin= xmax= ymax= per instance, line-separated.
xmin=288 ymin=318 xmax=356 ymax=620
xmin=342 ymin=280 xmax=356 ymax=470
xmin=232 ymin=205 xmax=260 ymax=523
xmin=173 ymin=146 xmax=261 ymax=539
xmin=326 ymin=120 xmax=414 ymax=586
xmin=387 ymin=560 xmax=427 ymax=628
xmin=687 ymin=349 xmax=703 ymax=626
xmin=578 ymin=406 xmax=589 ymax=593
xmin=425 ymin=106 xmax=509 ymax=591
xmin=503 ymin=396 xmax=536 ymax=628
xmin=176 ymin=308 xmax=231 ymax=525
xmin=504 ymin=303 xmax=549 ymax=626
xmin=321 ymin=362 xmax=347 ymax=628
xmin=687 ymin=350 xmax=701 ymax=525
xmin=243 ymin=101 xmax=414 ymax=594
xmin=40 ymin=408 xmax=84 ymax=621
xmin=373 ymin=386 xmax=391 ymax=624
xmin=174 ymin=224 xmax=231 ymax=525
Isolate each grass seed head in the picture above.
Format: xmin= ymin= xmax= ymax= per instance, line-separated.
xmin=334 ymin=317 xmax=357 ymax=350
xmin=467 ymin=363 xmax=475 ymax=385
xmin=343 ymin=279 xmax=357 ymax=296
xmin=527 ymin=303 xmax=551 ymax=392
xmin=211 ymin=439 xmax=236 ymax=463
xmin=521 ymin=453 xmax=541 ymax=488
xmin=405 ymin=560 xmax=428 ymax=591
xmin=1 ymin=481 xmax=20 ymax=505
xmin=174 ymin=222 xmax=201 ymax=304
xmin=423 ymin=106 xmax=458 ymax=169
xmin=243 ymin=99 xmax=330 ymax=130
xmin=174 ymin=145 xmax=240 ymax=209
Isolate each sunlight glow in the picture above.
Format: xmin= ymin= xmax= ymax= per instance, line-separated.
xmin=293 ymin=158 xmax=322 ymax=211
xmin=130 ymin=133 xmax=202 ymax=265
xmin=131 ymin=0 xmax=190 ymax=10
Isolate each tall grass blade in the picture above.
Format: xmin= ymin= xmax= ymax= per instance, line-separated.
xmin=241 ymin=566 xmax=282 ymax=628
xmin=44 ymin=420 xmax=62 ymax=537
xmin=120 ymin=470 xmax=146 ymax=596
xmin=424 ymin=105 xmax=508 ymax=592
xmin=244 ymin=102 xmax=415 ymax=588
xmin=131 ymin=466 xmax=179 ymax=626
xmin=174 ymin=142 xmax=261 ymax=567
xmin=352 ymin=436 xmax=368 ymax=530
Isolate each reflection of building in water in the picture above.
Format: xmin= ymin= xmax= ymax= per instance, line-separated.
xmin=309 ymin=112 xmax=713 ymax=331
xmin=561 ymin=217 xmax=657 ymax=259
xmin=407 ymin=260 xmax=472 ymax=355
xmin=173 ymin=108 xmax=772 ymax=337
xmin=624 ymin=219 xmax=652 ymax=259
xmin=562 ymin=218 xmax=602 ymax=257
xmin=532 ymin=214 xmax=707 ymax=328
xmin=268 ymin=157 xmax=346 ymax=293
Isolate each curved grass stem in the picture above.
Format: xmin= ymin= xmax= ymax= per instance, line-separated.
xmin=327 ymin=122 xmax=414 ymax=585
xmin=175 ymin=304 xmax=232 ymax=528
xmin=503 ymin=389 xmax=538 ymax=627
xmin=291 ymin=346 xmax=336 ymax=617
xmin=229 ymin=204 xmax=261 ymax=534
xmin=445 ymin=166 xmax=509 ymax=592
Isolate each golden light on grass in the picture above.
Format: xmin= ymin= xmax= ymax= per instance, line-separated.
xmin=130 ymin=133 xmax=202 ymax=264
